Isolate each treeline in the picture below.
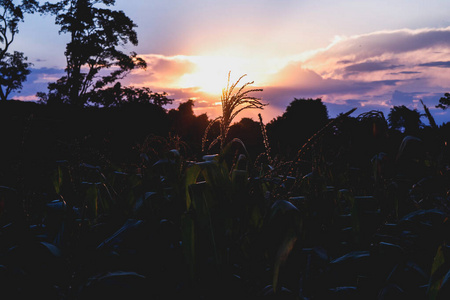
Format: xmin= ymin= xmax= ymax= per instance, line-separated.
xmin=1 ymin=97 xmax=449 ymax=196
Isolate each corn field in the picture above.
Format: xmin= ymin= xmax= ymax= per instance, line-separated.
xmin=0 ymin=78 xmax=449 ymax=300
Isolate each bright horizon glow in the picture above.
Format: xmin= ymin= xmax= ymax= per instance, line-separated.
xmin=173 ymin=54 xmax=294 ymax=95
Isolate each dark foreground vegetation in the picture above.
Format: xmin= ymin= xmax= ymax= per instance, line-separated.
xmin=0 ymin=97 xmax=450 ymax=300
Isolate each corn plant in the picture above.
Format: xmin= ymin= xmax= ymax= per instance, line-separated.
xmin=202 ymin=71 xmax=265 ymax=152
xmin=181 ymin=140 xmax=252 ymax=278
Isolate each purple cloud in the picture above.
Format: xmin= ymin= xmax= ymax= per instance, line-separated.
xmin=389 ymin=71 xmax=421 ymax=75
xmin=419 ymin=61 xmax=450 ymax=68
xmin=344 ymin=61 xmax=404 ymax=73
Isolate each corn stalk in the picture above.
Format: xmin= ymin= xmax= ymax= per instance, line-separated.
xmin=202 ymin=71 xmax=265 ymax=152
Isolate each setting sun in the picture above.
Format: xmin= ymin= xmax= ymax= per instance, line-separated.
xmin=176 ymin=56 xmax=256 ymax=95
xmin=174 ymin=54 xmax=286 ymax=95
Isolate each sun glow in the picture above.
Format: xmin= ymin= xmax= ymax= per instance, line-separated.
xmin=176 ymin=56 xmax=251 ymax=95
xmin=175 ymin=54 xmax=291 ymax=95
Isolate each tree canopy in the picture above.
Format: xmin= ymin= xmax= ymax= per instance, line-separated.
xmin=0 ymin=0 xmax=38 ymax=100
xmin=388 ymin=105 xmax=423 ymax=135
xmin=87 ymin=82 xmax=173 ymax=108
xmin=40 ymin=0 xmax=147 ymax=106
xmin=0 ymin=51 xmax=31 ymax=101
xmin=436 ymin=93 xmax=450 ymax=110
xmin=266 ymin=98 xmax=329 ymax=159
xmin=0 ymin=0 xmax=38 ymax=60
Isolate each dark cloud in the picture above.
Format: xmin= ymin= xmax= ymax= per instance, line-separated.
xmin=389 ymin=71 xmax=421 ymax=75
xmin=344 ymin=61 xmax=403 ymax=73
xmin=372 ymin=80 xmax=400 ymax=86
xmin=419 ymin=61 xmax=450 ymax=68
xmin=337 ymin=59 xmax=353 ymax=64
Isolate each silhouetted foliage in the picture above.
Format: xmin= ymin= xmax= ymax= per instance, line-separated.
xmin=168 ymin=100 xmax=196 ymax=138
xmin=388 ymin=105 xmax=423 ymax=135
xmin=39 ymin=0 xmax=146 ymax=106
xmin=228 ymin=117 xmax=264 ymax=160
xmin=0 ymin=51 xmax=31 ymax=100
xmin=87 ymin=82 xmax=173 ymax=108
xmin=266 ymin=98 xmax=329 ymax=159
xmin=0 ymin=0 xmax=38 ymax=60
xmin=0 ymin=0 xmax=37 ymax=100
xmin=168 ymin=100 xmax=210 ymax=157
xmin=436 ymin=92 xmax=450 ymax=110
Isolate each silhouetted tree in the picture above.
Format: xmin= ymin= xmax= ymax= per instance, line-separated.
xmin=168 ymin=100 xmax=197 ymax=138
xmin=0 ymin=51 xmax=31 ymax=100
xmin=0 ymin=0 xmax=38 ymax=100
xmin=87 ymin=82 xmax=173 ymax=107
xmin=168 ymin=100 xmax=210 ymax=156
xmin=436 ymin=93 xmax=450 ymax=110
xmin=40 ymin=0 xmax=146 ymax=106
xmin=0 ymin=0 xmax=38 ymax=59
xmin=228 ymin=117 xmax=264 ymax=159
xmin=266 ymin=98 xmax=329 ymax=159
xmin=169 ymin=99 xmax=196 ymax=131
xmin=388 ymin=105 xmax=423 ymax=135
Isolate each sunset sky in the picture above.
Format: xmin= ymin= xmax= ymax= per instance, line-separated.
xmin=10 ymin=0 xmax=450 ymax=124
